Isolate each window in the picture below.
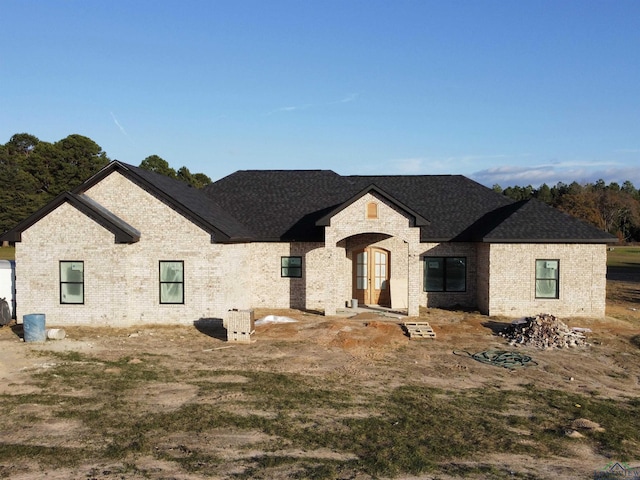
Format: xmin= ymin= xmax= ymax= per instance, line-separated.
xmin=60 ymin=261 xmax=84 ymax=304
xmin=281 ymin=256 xmax=302 ymax=278
xmin=366 ymin=201 xmax=378 ymax=219
xmin=536 ymin=259 xmax=559 ymax=299
xmin=424 ymin=257 xmax=466 ymax=292
xmin=159 ymin=261 xmax=184 ymax=304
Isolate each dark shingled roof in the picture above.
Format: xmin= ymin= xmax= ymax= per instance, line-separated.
xmin=204 ymin=170 xmax=352 ymax=241
xmin=204 ymin=170 xmax=615 ymax=243
xmin=480 ymin=199 xmax=617 ymax=243
xmin=2 ymin=162 xmax=616 ymax=245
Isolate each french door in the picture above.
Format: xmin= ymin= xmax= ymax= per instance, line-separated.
xmin=353 ymin=247 xmax=390 ymax=307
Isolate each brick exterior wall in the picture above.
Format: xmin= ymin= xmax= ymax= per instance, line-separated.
xmin=14 ymin=173 xmax=609 ymax=326
xmin=485 ymin=243 xmax=607 ymax=318
xmin=245 ymin=242 xmax=326 ymax=311
xmin=17 ymin=172 xmax=228 ymax=326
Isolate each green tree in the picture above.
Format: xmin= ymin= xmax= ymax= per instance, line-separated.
xmin=141 ymin=158 xmax=211 ymax=188
xmin=177 ymin=166 xmax=211 ymax=189
xmin=140 ymin=155 xmax=177 ymax=178
xmin=54 ymin=134 xmax=108 ymax=188
xmin=0 ymin=133 xmax=109 ymax=235
xmin=503 ymin=185 xmax=534 ymax=201
xmin=0 ymin=144 xmax=39 ymax=233
xmin=177 ymin=166 xmax=194 ymax=185
xmin=534 ymin=183 xmax=553 ymax=204
xmin=191 ymin=172 xmax=212 ymax=189
xmin=6 ymin=133 xmax=39 ymax=156
xmin=621 ymin=181 xmax=638 ymax=200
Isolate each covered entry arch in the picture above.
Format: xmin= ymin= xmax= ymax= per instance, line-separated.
xmin=319 ymin=188 xmax=426 ymax=316
xmin=344 ymin=232 xmax=408 ymax=310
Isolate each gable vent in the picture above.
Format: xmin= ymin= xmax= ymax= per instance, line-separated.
xmin=366 ymin=201 xmax=378 ymax=219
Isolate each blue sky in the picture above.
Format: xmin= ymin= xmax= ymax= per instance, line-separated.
xmin=1 ymin=0 xmax=639 ymax=187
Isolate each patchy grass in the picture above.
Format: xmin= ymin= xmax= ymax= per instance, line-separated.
xmin=607 ymin=246 xmax=640 ymax=268
xmin=606 ymin=246 xmax=640 ymax=323
xmin=2 ymin=348 xmax=639 ymax=479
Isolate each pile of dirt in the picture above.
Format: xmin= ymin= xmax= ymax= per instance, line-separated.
xmin=499 ymin=313 xmax=589 ymax=349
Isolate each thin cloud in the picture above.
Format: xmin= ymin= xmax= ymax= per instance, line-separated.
xmin=335 ymin=93 xmax=359 ymax=104
xmin=471 ymin=163 xmax=640 ymax=188
xmin=266 ymin=93 xmax=359 ymax=115
xmin=110 ymin=112 xmax=128 ymax=136
xmin=534 ymin=160 xmax=620 ymax=168
xmin=388 ymin=154 xmax=525 ymax=175
xmin=391 ymin=158 xmax=426 ymax=174
xmin=267 ymin=104 xmax=313 ymax=115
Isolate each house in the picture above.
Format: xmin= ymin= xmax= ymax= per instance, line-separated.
xmin=0 ymin=161 xmax=616 ymax=327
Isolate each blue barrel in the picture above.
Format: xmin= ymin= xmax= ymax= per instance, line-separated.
xmin=23 ymin=314 xmax=46 ymax=342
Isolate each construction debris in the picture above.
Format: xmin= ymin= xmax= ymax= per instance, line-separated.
xmin=403 ymin=321 xmax=436 ymax=339
xmin=499 ymin=313 xmax=589 ymax=349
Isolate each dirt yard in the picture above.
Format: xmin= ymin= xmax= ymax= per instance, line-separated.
xmin=0 ymin=276 xmax=639 ymax=479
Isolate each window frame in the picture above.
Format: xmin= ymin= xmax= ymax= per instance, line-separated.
xmin=423 ymin=256 xmax=467 ymax=293
xmin=60 ymin=261 xmax=85 ymax=305
xmin=535 ymin=259 xmax=559 ymax=299
xmin=281 ymin=256 xmax=302 ymax=278
xmin=159 ymin=260 xmax=185 ymax=304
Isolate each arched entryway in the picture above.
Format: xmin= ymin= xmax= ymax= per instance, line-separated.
xmin=352 ymin=247 xmax=391 ymax=307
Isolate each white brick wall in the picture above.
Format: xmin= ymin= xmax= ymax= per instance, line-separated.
xmin=485 ymin=243 xmax=607 ymax=318
xmin=17 ymin=172 xmax=227 ymax=326
xmin=244 ymin=242 xmax=326 ymax=311
xmin=14 ymin=174 xmax=609 ymax=326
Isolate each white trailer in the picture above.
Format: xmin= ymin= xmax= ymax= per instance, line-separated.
xmin=0 ymin=260 xmax=16 ymax=323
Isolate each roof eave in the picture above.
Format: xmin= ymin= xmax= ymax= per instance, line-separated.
xmin=483 ymin=237 xmax=618 ymax=244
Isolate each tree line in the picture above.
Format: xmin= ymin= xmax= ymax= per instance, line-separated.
xmin=0 ymin=133 xmax=211 ymax=235
xmin=493 ymin=180 xmax=640 ymax=243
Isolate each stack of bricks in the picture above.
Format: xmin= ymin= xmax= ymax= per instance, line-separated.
xmin=225 ymin=309 xmax=255 ymax=343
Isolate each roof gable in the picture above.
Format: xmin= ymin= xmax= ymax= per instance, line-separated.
xmin=77 ymin=161 xmax=254 ymax=243
xmin=345 ymin=175 xmax=515 ymax=241
xmin=316 ymin=184 xmax=430 ymax=227
xmin=0 ymin=192 xmax=140 ymax=244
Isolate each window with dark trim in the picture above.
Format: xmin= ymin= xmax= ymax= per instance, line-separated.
xmin=60 ymin=261 xmax=84 ymax=304
xmin=535 ymin=259 xmax=559 ymax=299
xmin=424 ymin=257 xmax=466 ymax=292
xmin=281 ymin=256 xmax=302 ymax=278
xmin=159 ymin=261 xmax=184 ymax=304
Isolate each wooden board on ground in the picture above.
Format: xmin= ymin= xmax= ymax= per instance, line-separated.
xmin=403 ymin=321 xmax=436 ymax=339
